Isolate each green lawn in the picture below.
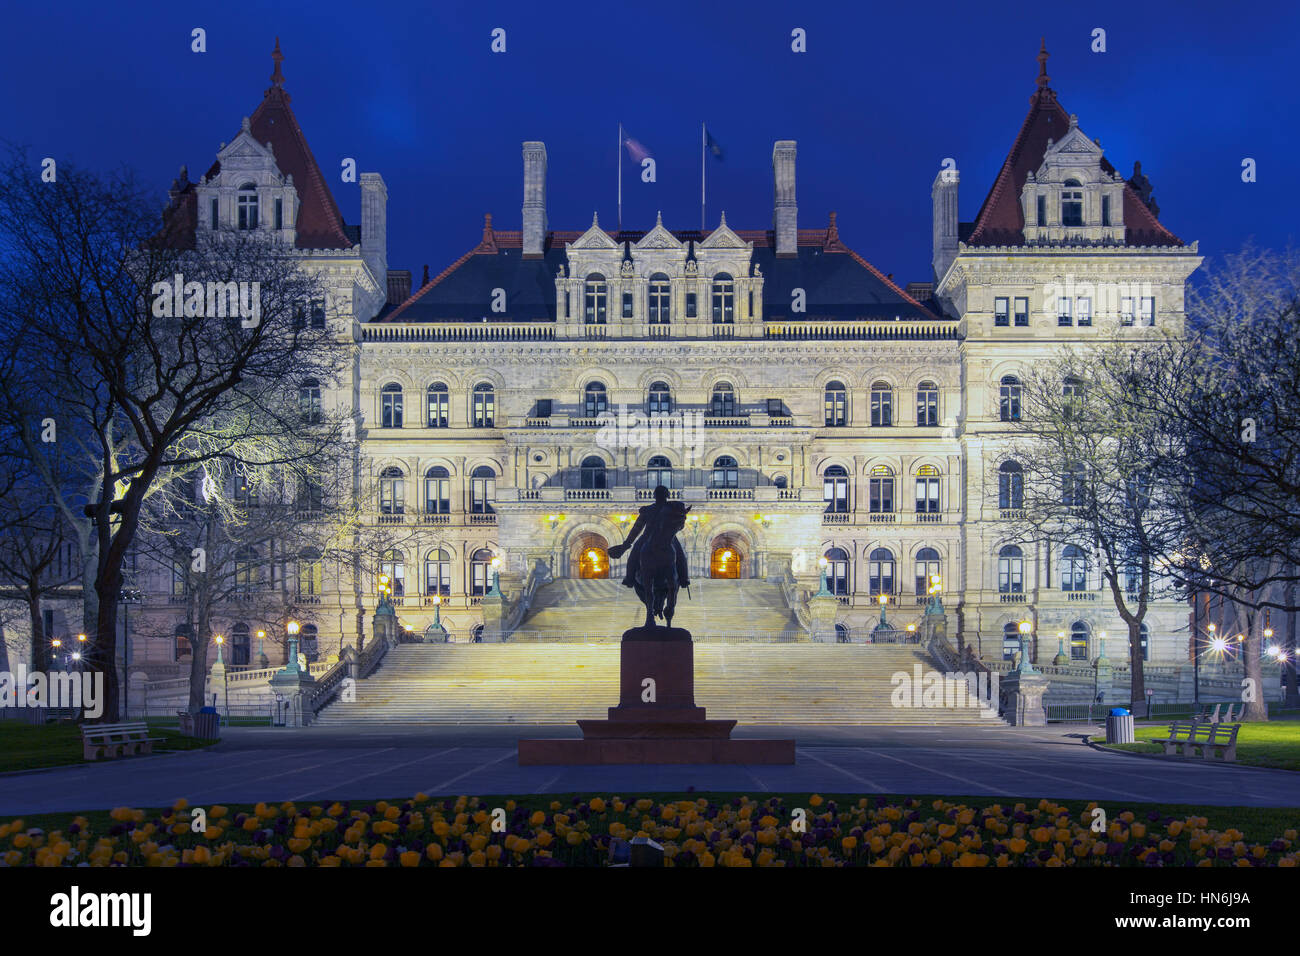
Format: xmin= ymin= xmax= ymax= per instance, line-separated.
xmin=1099 ymin=719 xmax=1300 ymax=772
xmin=0 ymin=721 xmax=219 ymax=773
xmin=9 ymin=793 xmax=1298 ymax=850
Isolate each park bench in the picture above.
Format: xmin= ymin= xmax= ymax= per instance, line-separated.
xmin=1150 ymin=720 xmax=1241 ymax=762
xmin=81 ymin=722 xmax=164 ymax=761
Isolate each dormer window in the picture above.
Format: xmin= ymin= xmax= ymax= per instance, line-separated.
xmin=1061 ymin=179 xmax=1083 ymax=228
xmin=237 ymin=183 xmax=259 ymax=230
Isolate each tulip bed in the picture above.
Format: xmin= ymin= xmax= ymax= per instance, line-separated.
xmin=2 ymin=793 xmax=1297 ymax=867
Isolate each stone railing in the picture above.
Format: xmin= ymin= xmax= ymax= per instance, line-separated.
xmin=707 ymin=488 xmax=755 ymax=500
xmin=764 ymin=319 xmax=960 ymax=341
xmin=357 ymin=632 xmax=393 ymax=680
xmin=362 ymin=321 xmax=555 ymax=342
xmin=781 ymin=566 xmax=812 ymax=634
xmin=565 ymin=488 xmax=612 ymax=500
xmin=303 ymin=648 xmax=356 ymax=719
xmin=502 ymin=560 xmax=550 ymax=637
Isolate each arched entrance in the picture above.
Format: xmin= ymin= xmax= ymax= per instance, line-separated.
xmin=709 ymin=534 xmax=746 ymax=579
xmin=571 ymin=532 xmax=610 ymax=579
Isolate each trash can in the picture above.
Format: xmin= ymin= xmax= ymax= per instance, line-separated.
xmin=1105 ymin=707 xmax=1134 ymax=744
xmin=192 ymin=706 xmax=220 ymax=740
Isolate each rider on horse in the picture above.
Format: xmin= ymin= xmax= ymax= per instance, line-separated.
xmin=608 ymin=485 xmax=690 ymax=590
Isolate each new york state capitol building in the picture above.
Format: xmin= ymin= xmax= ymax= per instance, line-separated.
xmin=141 ymin=43 xmax=1207 ymax=698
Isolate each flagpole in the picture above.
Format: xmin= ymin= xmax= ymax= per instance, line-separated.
xmin=701 ymin=122 xmax=706 ymax=231
xmin=618 ymin=123 xmax=623 ymax=233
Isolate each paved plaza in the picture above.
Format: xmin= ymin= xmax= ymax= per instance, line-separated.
xmin=2 ymin=724 xmax=1298 ymax=815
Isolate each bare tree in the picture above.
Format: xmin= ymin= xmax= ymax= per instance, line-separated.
xmin=0 ymin=148 xmax=345 ymax=720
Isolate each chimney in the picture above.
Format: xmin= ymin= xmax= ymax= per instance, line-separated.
xmin=772 ymin=141 xmax=797 ymax=257
xmin=522 ymin=142 xmax=547 ymax=258
xmin=931 ymin=168 xmax=959 ymax=283
xmin=360 ymin=172 xmax=389 ymax=282
xmin=386 ymin=269 xmax=411 ymax=305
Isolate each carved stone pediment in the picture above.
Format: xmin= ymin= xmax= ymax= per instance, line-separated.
xmin=568 ymin=214 xmax=619 ymax=251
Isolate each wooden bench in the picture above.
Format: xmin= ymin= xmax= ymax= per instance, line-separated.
xmin=1150 ymin=720 xmax=1241 ymax=762
xmin=81 ymin=722 xmax=164 ymax=761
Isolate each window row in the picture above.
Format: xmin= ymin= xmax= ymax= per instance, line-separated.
xmin=174 ymin=622 xmax=322 ymax=666
xmin=379 ymin=466 xmax=498 ymax=514
xmin=1001 ymin=620 xmax=1148 ymax=663
xmin=569 ymin=273 xmax=743 ymax=325
xmin=822 ymin=464 xmax=943 ymax=514
xmin=995 ymin=460 xmax=1089 ymax=509
xmin=994 ymin=293 xmax=1157 ymax=328
xmin=823 ymin=381 xmax=940 ymax=427
xmin=821 ymin=547 xmax=942 ymax=597
xmin=171 ymin=548 xmax=326 ymax=597
xmin=378 ymin=548 xmax=498 ymax=598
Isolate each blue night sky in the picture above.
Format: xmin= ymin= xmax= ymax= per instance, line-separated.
xmin=3 ymin=0 xmax=1297 ymax=286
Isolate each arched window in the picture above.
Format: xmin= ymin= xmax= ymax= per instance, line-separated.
xmin=472 ymin=383 xmax=495 ymax=428
xmin=471 ymin=623 xmax=485 ymax=643
xmin=997 ymin=545 xmax=1023 ymax=594
xmin=647 ymin=455 xmax=673 ymax=490
xmin=427 ymin=383 xmax=449 ymax=428
xmin=824 ymin=547 xmax=849 ymax=595
xmin=711 ymin=273 xmax=735 ymax=324
xmin=237 ymin=183 xmax=258 ymax=230
xmin=868 ymin=548 xmax=895 ymax=596
xmin=379 ymin=466 xmax=405 ymax=515
xmin=300 ymin=624 xmax=319 ymax=663
xmin=1062 ymin=463 xmax=1087 ymax=508
xmin=835 ymin=623 xmax=851 ymax=644
xmin=824 ymin=381 xmax=847 ymax=426
xmin=233 ymin=464 xmax=258 ymax=509
xmin=710 ymin=456 xmax=738 ymax=489
xmin=425 ymin=548 xmax=451 ymax=596
xmin=298 ymin=547 xmax=322 ymax=599
xmin=471 ymin=465 xmax=496 ymax=512
xmin=381 ymin=383 xmax=403 ymax=428
xmin=915 ymin=547 xmax=941 ymax=596
xmin=380 ymin=549 xmax=405 ymax=597
xmin=424 ymin=466 xmax=450 ymax=514
xmin=584 ymin=382 xmax=608 ymax=418
xmin=584 ymin=274 xmax=607 ymax=325
xmin=470 ymin=549 xmax=493 ymax=596
xmin=647 ymin=381 xmax=672 ymax=415
xmin=1003 ymin=622 xmax=1022 ymax=661
xmin=1061 ymin=544 xmax=1088 ymax=591
xmin=999 ymin=376 xmax=1021 ymax=422
xmin=299 ymin=379 xmax=322 ymax=424
xmin=1061 ymin=178 xmax=1083 ymax=227
xmin=916 ymin=381 xmax=939 ymax=427
xmin=579 ymin=456 xmax=607 ymax=490
xmin=172 ymin=553 xmax=189 ymax=597
xmin=822 ymin=464 xmax=849 ymax=513
xmin=869 ymin=464 xmax=894 ymax=514
xmin=711 ymin=383 xmax=735 ymax=417
xmin=228 ymin=624 xmax=251 ymax=667
xmin=648 ymin=273 xmax=671 ymax=324
xmin=1070 ymin=621 xmax=1090 ymax=661
xmin=870 ymin=381 xmax=893 ymax=426
xmin=773 ymin=475 xmax=788 ymax=489
xmin=915 ymin=464 xmax=941 ymax=514
xmin=998 ymin=461 xmax=1024 ymax=510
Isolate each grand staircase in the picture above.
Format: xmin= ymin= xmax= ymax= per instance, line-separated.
xmin=314 ymin=642 xmax=1004 ymax=726
xmin=509 ymin=579 xmax=802 ymax=641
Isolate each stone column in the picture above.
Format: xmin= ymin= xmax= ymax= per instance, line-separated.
xmin=999 ymin=671 xmax=1049 ymax=726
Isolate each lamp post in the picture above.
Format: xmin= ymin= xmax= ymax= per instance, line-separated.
xmin=1054 ymin=629 xmax=1068 ymax=666
xmin=286 ymin=619 xmax=300 ymax=674
xmin=256 ymin=629 xmax=268 ymax=669
xmin=816 ymin=556 xmax=831 ymax=597
xmin=487 ymin=557 xmax=502 ymax=597
xmin=1013 ymin=619 xmax=1038 ymax=675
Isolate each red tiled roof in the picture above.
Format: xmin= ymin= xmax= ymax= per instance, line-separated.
xmin=966 ymin=82 xmax=1182 ymax=248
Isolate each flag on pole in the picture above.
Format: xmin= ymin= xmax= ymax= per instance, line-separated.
xmin=622 ymin=128 xmax=652 ymax=163
xmin=704 ymin=127 xmax=724 ymax=161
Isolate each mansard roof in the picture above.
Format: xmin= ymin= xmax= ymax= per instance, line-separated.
xmin=377 ymin=213 xmax=937 ymax=323
xmin=965 ymin=43 xmax=1183 ymax=249
xmin=159 ymin=39 xmax=353 ymax=251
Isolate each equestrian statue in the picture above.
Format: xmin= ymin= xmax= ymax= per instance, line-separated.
xmin=607 ymin=485 xmax=691 ymax=630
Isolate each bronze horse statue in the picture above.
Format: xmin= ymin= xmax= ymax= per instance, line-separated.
xmin=607 ymin=486 xmax=690 ymax=630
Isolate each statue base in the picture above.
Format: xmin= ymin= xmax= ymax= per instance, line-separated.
xmin=518 ymin=626 xmax=795 ymax=765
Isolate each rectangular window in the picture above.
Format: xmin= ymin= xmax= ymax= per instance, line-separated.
xmin=275 ymin=198 xmax=283 ymax=230
xmin=1120 ymin=297 xmax=1135 ymax=326
xmin=915 ymin=478 xmax=940 ymax=513
xmin=685 ymin=293 xmax=697 ymax=318
xmin=1014 ymin=297 xmax=1029 ymax=327
xmin=1057 ymin=297 xmax=1073 ymax=326
xmin=1036 ymin=195 xmax=1046 ymax=227
xmin=564 ymin=292 xmax=570 ymax=319
xmin=994 ymin=297 xmax=1009 ymax=327
xmin=869 ymin=479 xmax=894 ymax=513
xmin=767 ymin=398 xmax=783 ymax=416
xmin=622 ymin=291 xmax=633 ymax=318
xmin=1140 ymin=297 xmax=1156 ymax=326
xmin=1101 ymin=194 xmax=1111 ymax=227
xmin=536 ymin=399 xmax=552 ymax=418
xmin=1077 ymin=296 xmax=1092 ymax=326
xmin=210 ymin=198 xmax=219 ymax=231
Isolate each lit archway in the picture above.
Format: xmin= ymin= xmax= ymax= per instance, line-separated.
xmin=709 ymin=534 xmax=746 ymax=579
xmin=571 ymin=532 xmax=610 ymax=579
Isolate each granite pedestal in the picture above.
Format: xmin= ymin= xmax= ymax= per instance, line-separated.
xmin=517 ymin=626 xmax=795 ymax=765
